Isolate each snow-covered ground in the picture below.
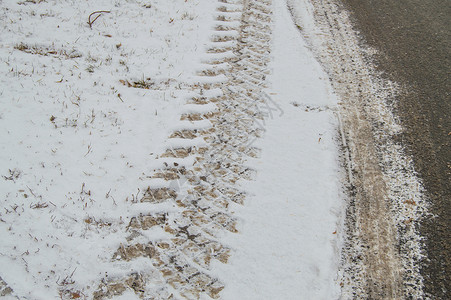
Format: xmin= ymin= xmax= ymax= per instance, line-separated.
xmin=217 ymin=1 xmax=343 ymax=298
xmin=1 ymin=0 xmax=346 ymax=299
xmin=0 ymin=0 xmax=218 ymax=298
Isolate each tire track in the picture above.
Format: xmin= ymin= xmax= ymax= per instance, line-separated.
xmin=287 ymin=0 xmax=428 ymax=298
xmin=0 ymin=276 xmax=13 ymax=297
xmin=90 ymin=0 xmax=273 ymax=299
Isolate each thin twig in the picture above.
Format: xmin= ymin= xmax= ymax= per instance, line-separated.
xmin=88 ymin=11 xmax=111 ymax=29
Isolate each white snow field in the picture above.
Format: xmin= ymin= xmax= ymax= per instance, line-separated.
xmin=0 ymin=0 xmax=345 ymax=299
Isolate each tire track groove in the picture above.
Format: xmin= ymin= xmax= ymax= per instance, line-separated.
xmin=91 ymin=0 xmax=272 ymax=298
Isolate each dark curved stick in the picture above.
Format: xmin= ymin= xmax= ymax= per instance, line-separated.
xmin=88 ymin=10 xmax=111 ymax=29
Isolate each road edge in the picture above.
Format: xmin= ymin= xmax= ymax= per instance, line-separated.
xmin=286 ymin=0 xmax=429 ymax=298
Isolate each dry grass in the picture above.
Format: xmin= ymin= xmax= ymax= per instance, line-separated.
xmin=18 ymin=0 xmax=46 ymax=4
xmin=14 ymin=43 xmax=82 ymax=59
xmin=119 ymin=78 xmax=181 ymax=90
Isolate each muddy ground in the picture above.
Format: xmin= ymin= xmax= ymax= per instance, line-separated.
xmin=341 ymin=0 xmax=450 ymax=298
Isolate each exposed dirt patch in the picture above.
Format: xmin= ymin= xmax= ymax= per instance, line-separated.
xmin=287 ymin=0 xmax=428 ymax=298
xmin=0 ymin=276 xmax=13 ymax=297
xmin=340 ymin=1 xmax=451 ymax=297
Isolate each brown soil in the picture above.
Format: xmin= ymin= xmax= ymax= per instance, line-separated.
xmin=340 ymin=1 xmax=451 ymax=297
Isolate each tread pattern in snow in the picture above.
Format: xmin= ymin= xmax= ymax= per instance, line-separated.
xmin=0 ymin=276 xmax=13 ymax=297
xmin=91 ymin=0 xmax=273 ymax=299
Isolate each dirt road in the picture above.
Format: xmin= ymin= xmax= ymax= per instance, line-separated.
xmin=340 ymin=1 xmax=450 ymax=297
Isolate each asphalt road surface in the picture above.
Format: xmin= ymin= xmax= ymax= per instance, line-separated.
xmin=340 ymin=0 xmax=450 ymax=298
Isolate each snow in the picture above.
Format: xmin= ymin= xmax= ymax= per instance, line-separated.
xmin=216 ymin=1 xmax=343 ymax=298
xmin=0 ymin=0 xmax=345 ymax=299
xmin=0 ymin=0 xmax=219 ymax=298
xmin=287 ymin=0 xmax=428 ymax=297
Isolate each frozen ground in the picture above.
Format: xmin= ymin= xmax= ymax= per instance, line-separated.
xmin=0 ymin=0 xmax=383 ymax=299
